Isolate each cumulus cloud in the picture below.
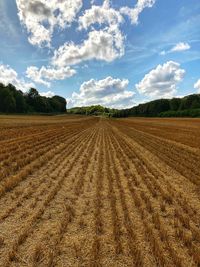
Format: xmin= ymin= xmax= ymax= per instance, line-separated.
xmin=79 ymin=0 xmax=123 ymax=30
xmin=13 ymin=0 xmax=160 ymax=100
xmin=0 ymin=64 xmax=34 ymax=92
xmin=26 ymin=66 xmax=76 ymax=87
xmin=69 ymin=76 xmax=135 ymax=108
xmin=136 ymin=61 xmax=185 ymax=98
xmin=194 ymin=79 xmax=200 ymax=93
xmin=16 ymin=0 xmax=82 ymax=46
xmin=52 ymin=25 xmax=124 ymax=67
xmin=40 ymin=91 xmax=55 ymax=97
xmin=120 ymin=0 xmax=156 ymax=25
xmin=160 ymin=42 xmax=190 ymax=55
xmin=26 ymin=66 xmax=50 ymax=87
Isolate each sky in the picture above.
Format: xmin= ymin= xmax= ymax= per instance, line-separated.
xmin=0 ymin=0 xmax=200 ymax=109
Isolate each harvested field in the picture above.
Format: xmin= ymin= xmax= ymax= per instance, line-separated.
xmin=0 ymin=115 xmax=200 ymax=267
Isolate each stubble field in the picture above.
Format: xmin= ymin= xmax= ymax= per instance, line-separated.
xmin=0 ymin=115 xmax=200 ymax=267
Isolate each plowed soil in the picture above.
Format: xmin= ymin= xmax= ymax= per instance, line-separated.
xmin=0 ymin=115 xmax=200 ymax=267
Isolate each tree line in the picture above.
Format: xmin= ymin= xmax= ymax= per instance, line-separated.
xmin=0 ymin=83 xmax=66 ymax=113
xmin=67 ymin=105 xmax=118 ymax=117
xmin=1 ymin=82 xmax=200 ymax=117
xmin=67 ymin=94 xmax=200 ymax=118
xmin=112 ymin=94 xmax=200 ymax=118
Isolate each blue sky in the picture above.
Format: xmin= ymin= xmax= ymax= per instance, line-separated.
xmin=0 ymin=0 xmax=200 ymax=108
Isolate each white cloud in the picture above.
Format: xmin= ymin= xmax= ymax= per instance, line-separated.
xmin=26 ymin=66 xmax=50 ymax=87
xmin=79 ymin=0 xmax=123 ymax=30
xmin=171 ymin=42 xmax=191 ymax=52
xmin=194 ymin=79 xmax=200 ymax=93
xmin=136 ymin=61 xmax=185 ymax=98
xmin=52 ymin=25 xmax=124 ymax=67
xmin=160 ymin=42 xmax=190 ymax=55
xmin=0 ymin=64 xmax=34 ymax=92
xmin=69 ymin=76 xmax=135 ymax=108
xmin=26 ymin=66 xmax=76 ymax=87
xmin=40 ymin=91 xmax=55 ymax=97
xmin=120 ymin=0 xmax=156 ymax=25
xmin=16 ymin=0 xmax=82 ymax=47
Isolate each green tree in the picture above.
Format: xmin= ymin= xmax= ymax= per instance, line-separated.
xmin=170 ymin=98 xmax=181 ymax=111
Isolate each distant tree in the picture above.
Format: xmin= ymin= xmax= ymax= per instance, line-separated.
xmin=25 ymin=88 xmax=40 ymax=111
xmin=0 ymin=87 xmax=16 ymax=112
xmin=6 ymin=84 xmax=27 ymax=113
xmin=0 ymin=83 xmax=67 ymax=114
xmin=15 ymin=91 xmax=27 ymax=113
xmin=28 ymin=88 xmax=39 ymax=99
xmin=51 ymin=96 xmax=66 ymax=112
xmin=170 ymin=98 xmax=181 ymax=111
xmin=179 ymin=95 xmax=200 ymax=110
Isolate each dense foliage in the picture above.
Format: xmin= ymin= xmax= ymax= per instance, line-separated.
xmin=112 ymin=94 xmax=200 ymax=118
xmin=67 ymin=105 xmax=118 ymax=117
xmin=0 ymin=83 xmax=66 ymax=113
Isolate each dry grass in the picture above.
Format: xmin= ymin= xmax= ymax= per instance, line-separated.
xmin=0 ymin=115 xmax=200 ymax=266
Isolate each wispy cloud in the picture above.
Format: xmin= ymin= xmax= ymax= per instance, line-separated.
xmin=160 ymin=42 xmax=190 ymax=55
xmin=0 ymin=0 xmax=19 ymax=39
xmin=194 ymin=79 xmax=200 ymax=93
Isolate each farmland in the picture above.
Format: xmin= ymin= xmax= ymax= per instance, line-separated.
xmin=0 ymin=115 xmax=200 ymax=267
